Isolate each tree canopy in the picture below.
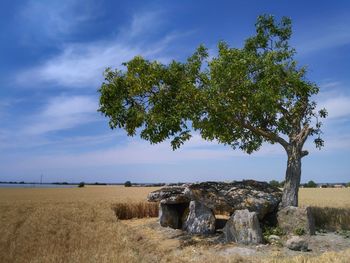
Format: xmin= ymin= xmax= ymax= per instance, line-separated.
xmin=98 ymin=15 xmax=327 ymax=207
xmin=99 ymin=15 xmax=326 ymax=153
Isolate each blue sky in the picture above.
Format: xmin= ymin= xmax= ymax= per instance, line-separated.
xmin=0 ymin=0 xmax=349 ymax=184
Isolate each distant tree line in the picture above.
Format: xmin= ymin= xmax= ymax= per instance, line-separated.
xmin=269 ymin=180 xmax=350 ymax=188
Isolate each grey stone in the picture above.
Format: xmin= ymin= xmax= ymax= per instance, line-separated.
xmin=277 ymin=206 xmax=315 ymax=235
xmin=183 ymin=201 xmax=216 ymax=234
xmin=223 ymin=209 xmax=263 ymax=244
xmin=286 ymin=236 xmax=309 ymax=251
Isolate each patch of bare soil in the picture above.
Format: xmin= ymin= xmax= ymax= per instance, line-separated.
xmin=123 ymin=218 xmax=350 ymax=260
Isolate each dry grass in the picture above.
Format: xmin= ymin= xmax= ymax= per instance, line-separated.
xmin=112 ymin=202 xmax=159 ymax=219
xmin=0 ymin=185 xmax=160 ymax=204
xmin=310 ymin=207 xmax=350 ymax=231
xmin=263 ymin=249 xmax=350 ymax=263
xmin=299 ymin=188 xmax=350 ymax=208
xmin=0 ymin=186 xmax=349 ymax=262
xmin=299 ymin=188 xmax=350 ymax=231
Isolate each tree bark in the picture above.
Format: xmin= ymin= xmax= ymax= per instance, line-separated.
xmin=281 ymin=145 xmax=302 ymax=208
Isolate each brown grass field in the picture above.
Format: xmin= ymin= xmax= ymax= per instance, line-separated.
xmin=0 ymin=186 xmax=349 ymax=263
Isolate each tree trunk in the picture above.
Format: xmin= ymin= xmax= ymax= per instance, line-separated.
xmin=281 ymin=145 xmax=302 ymax=208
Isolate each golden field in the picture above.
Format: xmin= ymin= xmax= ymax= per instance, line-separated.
xmin=0 ymin=186 xmax=349 ymax=263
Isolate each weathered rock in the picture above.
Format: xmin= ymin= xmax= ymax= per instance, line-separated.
xmin=277 ymin=206 xmax=315 ymax=235
xmin=159 ymin=203 xmax=188 ymax=229
xmin=285 ymin=236 xmax=309 ymax=251
xmin=184 ymin=180 xmax=282 ymax=219
xmin=183 ymin=201 xmax=216 ymax=234
xmin=223 ymin=209 xmax=263 ymax=244
xmin=148 ymin=186 xmax=190 ymax=204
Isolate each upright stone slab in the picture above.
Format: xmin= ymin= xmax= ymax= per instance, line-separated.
xmin=223 ymin=209 xmax=263 ymax=244
xmin=277 ymin=206 xmax=315 ymax=235
xmin=183 ymin=201 xmax=216 ymax=234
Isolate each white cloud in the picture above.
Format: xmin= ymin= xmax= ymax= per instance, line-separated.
xmin=295 ymin=14 xmax=350 ymax=55
xmin=24 ymin=95 xmax=98 ymax=135
xmin=319 ymin=81 xmax=342 ymax=89
xmin=127 ymin=11 xmax=163 ymax=38
xmin=18 ymin=0 xmax=100 ymax=41
xmin=317 ymin=85 xmax=350 ymax=120
xmin=320 ymin=96 xmax=350 ymax=119
xmin=16 ymin=10 xmax=183 ymax=89
xmin=17 ymin=42 xmax=141 ymax=88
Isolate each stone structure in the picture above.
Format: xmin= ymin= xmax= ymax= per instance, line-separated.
xmin=277 ymin=206 xmax=315 ymax=235
xmin=148 ymin=180 xmax=282 ymax=239
xmin=223 ymin=209 xmax=263 ymax=244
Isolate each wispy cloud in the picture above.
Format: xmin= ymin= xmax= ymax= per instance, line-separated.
xmin=319 ymin=81 xmax=342 ymax=89
xmin=16 ymin=11 xmax=184 ymax=88
xmin=126 ymin=11 xmax=164 ymax=39
xmin=24 ymin=95 xmax=98 ymax=135
xmin=319 ymin=96 xmax=350 ymax=119
xmin=295 ymin=14 xmax=350 ymax=55
xmin=317 ymin=81 xmax=350 ymax=120
xmin=18 ymin=0 xmax=100 ymax=42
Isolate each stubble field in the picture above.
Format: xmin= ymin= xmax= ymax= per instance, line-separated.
xmin=0 ymin=186 xmax=349 ymax=263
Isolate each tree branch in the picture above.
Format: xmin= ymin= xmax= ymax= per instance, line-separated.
xmin=294 ymin=124 xmax=313 ymax=146
xmin=238 ymin=119 xmax=289 ymax=150
xmin=301 ymin=150 xmax=309 ymax=157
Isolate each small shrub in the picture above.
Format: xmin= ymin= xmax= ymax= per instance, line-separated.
xmin=294 ymin=227 xmax=306 ymax=236
xmin=78 ymin=182 xmax=85 ymax=188
xmin=124 ymin=181 xmax=132 ymax=187
xmin=262 ymin=226 xmax=285 ymax=242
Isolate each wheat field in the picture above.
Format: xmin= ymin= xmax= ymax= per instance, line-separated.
xmin=0 ymin=186 xmax=349 ymax=263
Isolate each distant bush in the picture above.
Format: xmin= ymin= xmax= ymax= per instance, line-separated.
xmin=279 ymin=180 xmax=285 ymax=188
xmin=269 ymin=180 xmax=280 ymax=188
xmin=347 ymin=182 xmax=350 ymax=188
xmin=78 ymin=182 xmax=85 ymax=188
xmin=304 ymin=180 xmax=317 ymax=188
xmin=269 ymin=180 xmax=284 ymax=188
xmin=124 ymin=181 xmax=132 ymax=187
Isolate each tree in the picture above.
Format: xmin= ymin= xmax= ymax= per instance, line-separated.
xmin=124 ymin=181 xmax=132 ymax=187
xmin=304 ymin=180 xmax=317 ymax=188
xmin=78 ymin=182 xmax=85 ymax=188
xmin=98 ymin=15 xmax=327 ymax=208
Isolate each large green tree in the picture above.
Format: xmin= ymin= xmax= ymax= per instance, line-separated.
xmin=98 ymin=15 xmax=327 ymax=207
